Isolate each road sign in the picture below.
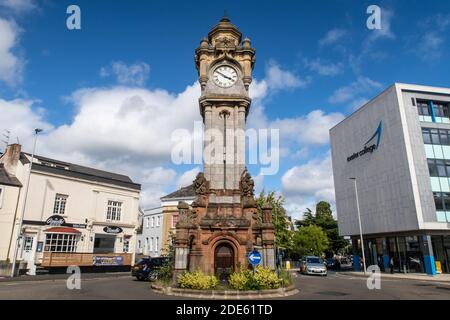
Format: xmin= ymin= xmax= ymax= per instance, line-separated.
xmin=248 ymin=250 xmax=262 ymax=266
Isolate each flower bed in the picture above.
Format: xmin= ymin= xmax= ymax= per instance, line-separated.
xmin=152 ymin=267 xmax=297 ymax=298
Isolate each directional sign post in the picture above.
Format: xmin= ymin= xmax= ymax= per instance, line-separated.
xmin=248 ymin=250 xmax=262 ymax=275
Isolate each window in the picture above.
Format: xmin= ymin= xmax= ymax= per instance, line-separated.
xmin=123 ymin=239 xmax=130 ymax=253
xmin=150 ymin=237 xmax=153 ymax=251
xmin=172 ymin=215 xmax=179 ymax=228
xmin=151 ymin=216 xmax=155 ymax=227
xmin=138 ymin=240 xmax=141 ymax=249
xmin=433 ymin=192 xmax=450 ymax=212
xmin=422 ymin=128 xmax=450 ymax=146
xmin=431 ymin=129 xmax=440 ymax=144
xmin=417 ymin=101 xmax=430 ymax=116
xmin=155 ymin=237 xmax=159 ymax=252
xmin=433 ymin=102 xmax=449 ymax=118
xmin=157 ymin=216 xmax=161 ymax=227
xmin=44 ymin=233 xmax=79 ymax=252
xmin=53 ymin=194 xmax=68 ymax=215
xmin=146 ymin=238 xmax=149 ymax=251
xmin=146 ymin=217 xmax=149 ymax=228
xmin=428 ymin=159 xmax=438 ymax=177
xmin=427 ymin=159 xmax=450 ymax=178
xmin=106 ymin=201 xmax=122 ymax=221
xmin=422 ymin=129 xmax=432 ymax=144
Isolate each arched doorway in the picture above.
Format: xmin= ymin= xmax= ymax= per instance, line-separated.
xmin=214 ymin=243 xmax=234 ymax=280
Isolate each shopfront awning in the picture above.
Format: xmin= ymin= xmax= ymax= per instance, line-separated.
xmin=44 ymin=227 xmax=82 ymax=234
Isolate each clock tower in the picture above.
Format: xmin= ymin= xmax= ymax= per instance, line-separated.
xmin=174 ymin=15 xmax=275 ymax=278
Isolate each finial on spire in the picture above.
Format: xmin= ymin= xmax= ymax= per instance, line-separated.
xmin=221 ymin=9 xmax=230 ymax=22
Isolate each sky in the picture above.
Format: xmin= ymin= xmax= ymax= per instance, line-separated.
xmin=0 ymin=0 xmax=450 ymax=220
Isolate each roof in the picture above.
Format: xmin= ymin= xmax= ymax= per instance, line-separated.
xmin=21 ymin=153 xmax=141 ymax=191
xmin=44 ymin=227 xmax=81 ymax=234
xmin=330 ymin=83 xmax=450 ymax=132
xmin=0 ymin=164 xmax=22 ymax=187
xmin=161 ymin=184 xmax=196 ymax=200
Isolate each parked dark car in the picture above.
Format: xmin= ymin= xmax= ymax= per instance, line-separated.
xmin=326 ymin=258 xmax=341 ymax=270
xmin=132 ymin=257 xmax=167 ymax=281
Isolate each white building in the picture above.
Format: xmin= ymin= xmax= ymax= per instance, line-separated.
xmin=136 ymin=207 xmax=163 ymax=257
xmin=330 ymin=83 xmax=450 ymax=275
xmin=0 ymin=144 xmax=141 ymax=275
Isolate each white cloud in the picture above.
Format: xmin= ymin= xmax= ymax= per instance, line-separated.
xmin=0 ymin=0 xmax=35 ymax=13
xmin=281 ymin=154 xmax=335 ymax=219
xmin=272 ymin=110 xmax=344 ymax=146
xmin=249 ymin=61 xmax=308 ymax=101
xmin=319 ymin=29 xmax=347 ymax=47
xmin=367 ymin=8 xmax=395 ymax=42
xmin=304 ymin=58 xmax=344 ymax=76
xmin=0 ymin=18 xmax=24 ymax=86
xmin=177 ymin=167 xmax=200 ymax=189
xmin=100 ymin=61 xmax=150 ymax=86
xmin=1 ymin=83 xmax=200 ymax=208
xmin=139 ymin=166 xmax=177 ymax=208
xmin=45 ymin=84 xmax=201 ymax=163
xmin=349 ymin=8 xmax=395 ymax=74
xmin=410 ymin=14 xmax=450 ymax=62
xmin=0 ymin=98 xmax=53 ymax=149
xmin=328 ymin=76 xmax=382 ymax=104
xmin=265 ymin=61 xmax=308 ymax=90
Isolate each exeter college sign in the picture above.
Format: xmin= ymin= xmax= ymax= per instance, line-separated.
xmin=347 ymin=121 xmax=383 ymax=162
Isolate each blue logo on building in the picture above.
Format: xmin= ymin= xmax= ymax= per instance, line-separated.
xmin=347 ymin=121 xmax=383 ymax=162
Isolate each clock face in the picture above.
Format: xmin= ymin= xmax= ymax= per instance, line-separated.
xmin=213 ymin=66 xmax=238 ymax=88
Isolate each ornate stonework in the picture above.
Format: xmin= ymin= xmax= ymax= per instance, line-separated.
xmin=174 ymin=15 xmax=275 ymax=278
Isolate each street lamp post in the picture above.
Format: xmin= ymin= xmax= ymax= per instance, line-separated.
xmin=10 ymin=129 xmax=43 ymax=277
xmin=350 ymin=177 xmax=367 ymax=275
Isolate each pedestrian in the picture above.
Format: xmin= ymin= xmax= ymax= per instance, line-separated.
xmin=389 ymin=257 xmax=394 ymax=274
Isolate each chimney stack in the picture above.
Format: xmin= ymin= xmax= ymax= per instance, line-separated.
xmin=1 ymin=144 xmax=21 ymax=176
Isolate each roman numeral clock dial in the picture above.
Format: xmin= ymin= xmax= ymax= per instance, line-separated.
xmin=213 ymin=66 xmax=237 ymax=88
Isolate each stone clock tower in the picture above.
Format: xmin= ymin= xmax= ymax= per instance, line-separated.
xmin=174 ymin=16 xmax=275 ymax=278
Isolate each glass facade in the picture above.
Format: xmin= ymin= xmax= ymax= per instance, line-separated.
xmin=354 ymin=235 xmax=450 ymax=274
xmin=417 ymin=100 xmax=450 ymax=123
xmin=422 ymin=127 xmax=450 ymax=222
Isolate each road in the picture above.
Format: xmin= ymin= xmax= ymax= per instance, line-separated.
xmin=0 ymin=271 xmax=449 ymax=300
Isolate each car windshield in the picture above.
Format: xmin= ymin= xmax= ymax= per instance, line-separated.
xmin=150 ymin=258 xmax=164 ymax=266
xmin=307 ymin=257 xmax=322 ymax=264
xmin=137 ymin=259 xmax=150 ymax=265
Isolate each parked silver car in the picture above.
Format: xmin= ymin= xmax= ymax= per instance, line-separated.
xmin=301 ymin=256 xmax=327 ymax=276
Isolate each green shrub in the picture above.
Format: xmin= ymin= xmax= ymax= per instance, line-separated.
xmin=228 ymin=267 xmax=280 ymax=290
xmin=253 ymin=266 xmax=280 ymax=289
xmin=228 ymin=268 xmax=253 ymax=290
xmin=278 ymin=269 xmax=293 ymax=287
xmin=177 ymin=271 xmax=219 ymax=290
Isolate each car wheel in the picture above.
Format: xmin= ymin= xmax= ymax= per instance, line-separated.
xmin=136 ymin=275 xmax=143 ymax=281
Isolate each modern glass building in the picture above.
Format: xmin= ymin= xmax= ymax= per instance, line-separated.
xmin=330 ymin=83 xmax=450 ymax=275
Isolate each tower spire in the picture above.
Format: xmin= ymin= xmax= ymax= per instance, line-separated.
xmin=221 ymin=8 xmax=230 ymax=22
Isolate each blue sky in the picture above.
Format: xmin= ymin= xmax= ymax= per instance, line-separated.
xmin=1 ymin=0 xmax=449 ymax=218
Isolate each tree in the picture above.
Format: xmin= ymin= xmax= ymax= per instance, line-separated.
xmin=295 ymin=201 xmax=349 ymax=256
xmin=293 ymin=225 xmax=329 ymax=257
xmin=256 ymin=191 xmax=294 ymax=257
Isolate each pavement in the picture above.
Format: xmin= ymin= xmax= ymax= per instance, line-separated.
xmin=338 ymin=271 xmax=450 ymax=283
xmin=0 ymin=271 xmax=129 ymax=283
xmin=0 ymin=271 xmax=449 ymax=300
